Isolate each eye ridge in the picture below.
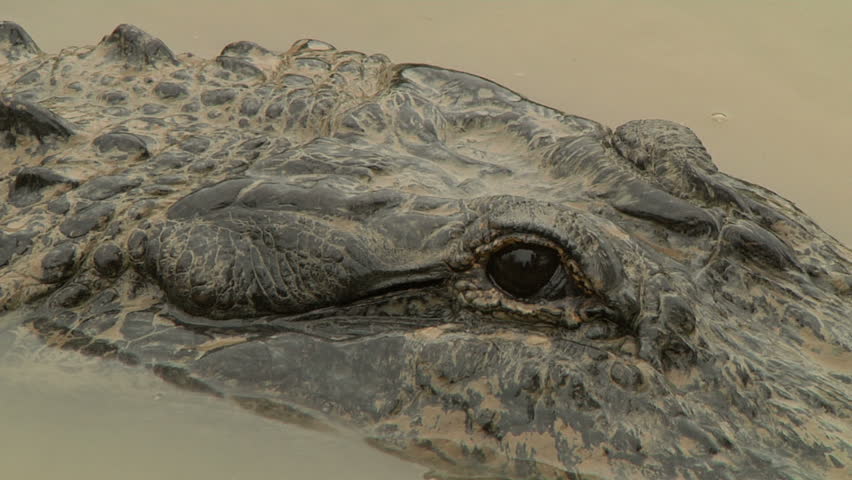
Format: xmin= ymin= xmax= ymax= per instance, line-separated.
xmin=486 ymin=243 xmax=562 ymax=299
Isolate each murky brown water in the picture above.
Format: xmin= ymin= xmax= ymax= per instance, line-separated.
xmin=0 ymin=322 xmax=425 ymax=479
xmin=2 ymin=1 xmax=850 ymax=478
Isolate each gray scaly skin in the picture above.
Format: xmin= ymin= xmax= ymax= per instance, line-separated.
xmin=1 ymin=22 xmax=850 ymax=479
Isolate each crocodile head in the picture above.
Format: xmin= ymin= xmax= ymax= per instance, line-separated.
xmin=1 ymin=23 xmax=850 ymax=479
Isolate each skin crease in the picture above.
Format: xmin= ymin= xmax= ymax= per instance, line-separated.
xmin=0 ymin=19 xmax=850 ymax=480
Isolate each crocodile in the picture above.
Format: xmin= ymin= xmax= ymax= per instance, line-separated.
xmin=1 ymin=21 xmax=850 ymax=479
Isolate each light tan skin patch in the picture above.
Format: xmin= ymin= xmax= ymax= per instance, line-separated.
xmin=195 ymin=335 xmax=249 ymax=353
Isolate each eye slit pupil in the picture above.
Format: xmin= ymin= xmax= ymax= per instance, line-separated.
xmin=486 ymin=243 xmax=560 ymax=299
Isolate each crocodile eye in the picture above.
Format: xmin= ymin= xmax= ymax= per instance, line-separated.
xmin=486 ymin=243 xmax=560 ymax=298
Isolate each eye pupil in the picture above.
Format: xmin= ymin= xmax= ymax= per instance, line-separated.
xmin=486 ymin=243 xmax=560 ymax=298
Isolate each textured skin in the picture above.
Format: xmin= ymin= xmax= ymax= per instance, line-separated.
xmin=1 ymin=22 xmax=850 ymax=479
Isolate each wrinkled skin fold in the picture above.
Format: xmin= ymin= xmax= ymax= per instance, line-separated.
xmin=1 ymin=22 xmax=850 ymax=479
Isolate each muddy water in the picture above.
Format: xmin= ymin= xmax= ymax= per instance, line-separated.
xmin=0 ymin=319 xmax=425 ymax=479
xmin=1 ymin=1 xmax=850 ymax=479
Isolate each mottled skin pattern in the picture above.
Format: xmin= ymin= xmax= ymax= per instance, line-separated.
xmin=1 ymin=22 xmax=850 ymax=479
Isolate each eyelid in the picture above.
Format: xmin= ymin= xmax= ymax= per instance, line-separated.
xmin=460 ymin=199 xmax=639 ymax=326
xmin=473 ymin=233 xmax=564 ymax=260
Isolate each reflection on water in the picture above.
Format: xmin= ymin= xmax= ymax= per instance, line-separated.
xmin=0 ymin=319 xmax=425 ymax=480
xmin=1 ymin=1 xmax=850 ymax=479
